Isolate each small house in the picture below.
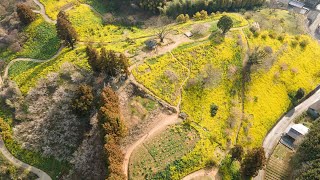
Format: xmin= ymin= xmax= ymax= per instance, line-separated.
xmin=289 ymin=0 xmax=305 ymax=8
xmin=280 ymin=124 xmax=309 ymax=149
xmin=184 ymin=31 xmax=193 ymax=38
xmin=307 ymin=100 xmax=320 ymax=119
xmin=303 ymin=0 xmax=320 ymax=8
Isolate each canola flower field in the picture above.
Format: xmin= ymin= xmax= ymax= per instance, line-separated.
xmin=1 ymin=2 xmax=320 ymax=179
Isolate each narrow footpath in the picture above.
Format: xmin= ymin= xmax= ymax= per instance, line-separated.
xmin=0 ymin=138 xmax=51 ymax=180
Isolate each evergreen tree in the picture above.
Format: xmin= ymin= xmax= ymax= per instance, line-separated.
xmin=16 ymin=4 xmax=36 ymax=25
xmin=56 ymin=11 xmax=78 ymax=49
xmin=241 ymin=147 xmax=266 ymax=178
xmin=217 ymin=15 xmax=234 ymax=34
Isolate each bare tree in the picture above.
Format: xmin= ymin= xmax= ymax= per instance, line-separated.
xmin=154 ymin=16 xmax=172 ymax=43
xmin=157 ymin=26 xmax=171 ymax=43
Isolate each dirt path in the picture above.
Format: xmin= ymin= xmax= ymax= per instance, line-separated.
xmin=182 ymin=168 xmax=219 ymax=180
xmin=0 ymin=138 xmax=51 ymax=180
xmin=235 ymin=28 xmax=250 ymax=143
xmin=32 ymin=0 xmax=56 ymax=24
xmin=254 ymin=88 xmax=320 ymax=180
xmin=3 ymin=45 xmax=64 ymax=80
xmin=122 ymin=112 xmax=181 ymax=177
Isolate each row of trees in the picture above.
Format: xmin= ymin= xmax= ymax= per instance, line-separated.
xmin=135 ymin=0 xmax=265 ymax=17
xmin=86 ymin=46 xmax=130 ymax=77
xmin=98 ymin=87 xmax=127 ymax=179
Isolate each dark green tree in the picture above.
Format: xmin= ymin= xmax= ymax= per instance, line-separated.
xmin=210 ymin=103 xmax=219 ymax=117
xmin=230 ymin=145 xmax=244 ymax=161
xmin=241 ymin=147 xmax=266 ymax=178
xmin=86 ymin=46 xmax=101 ymax=72
xmin=295 ymin=88 xmax=305 ymax=100
xmin=72 ymin=84 xmax=94 ymax=116
xmin=56 ymin=11 xmax=78 ymax=49
xmin=217 ymin=15 xmax=233 ymax=34
xmin=16 ymin=4 xmax=36 ymax=25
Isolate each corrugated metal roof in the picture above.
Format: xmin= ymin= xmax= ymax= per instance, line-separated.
xmin=289 ymin=0 xmax=305 ymax=8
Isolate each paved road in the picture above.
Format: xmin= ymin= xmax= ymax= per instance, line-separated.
xmin=254 ymin=87 xmax=320 ymax=180
xmin=0 ymin=138 xmax=52 ymax=180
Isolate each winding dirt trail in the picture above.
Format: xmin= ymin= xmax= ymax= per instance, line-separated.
xmin=32 ymin=0 xmax=56 ymax=24
xmin=3 ymin=45 xmax=64 ymax=80
xmin=0 ymin=138 xmax=51 ymax=180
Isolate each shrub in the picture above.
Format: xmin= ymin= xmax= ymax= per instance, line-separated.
xmin=277 ymin=34 xmax=285 ymax=42
xmin=268 ymin=31 xmax=277 ymax=39
xmin=295 ymin=88 xmax=305 ymax=100
xmin=210 ymin=103 xmax=219 ymax=117
xmin=253 ymin=31 xmax=260 ymax=38
xmin=193 ymin=12 xmax=202 ymax=20
xmin=261 ymin=34 xmax=267 ymax=40
xmin=176 ymin=14 xmax=189 ymax=23
xmin=291 ymin=40 xmax=298 ymax=48
xmin=300 ymin=39 xmax=309 ymax=48
xmin=200 ymin=10 xmax=208 ymax=20
xmin=230 ymin=145 xmax=244 ymax=161
xmin=176 ymin=14 xmax=185 ymax=23
xmin=72 ymin=84 xmax=94 ymax=116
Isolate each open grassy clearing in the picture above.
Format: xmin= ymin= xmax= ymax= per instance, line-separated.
xmin=0 ymin=16 xmax=60 ymax=63
xmin=129 ymin=124 xmax=199 ymax=180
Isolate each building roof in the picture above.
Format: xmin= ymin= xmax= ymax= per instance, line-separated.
xmin=291 ymin=124 xmax=309 ymax=135
xmin=307 ymin=10 xmax=319 ymax=22
xmin=289 ymin=0 xmax=305 ymax=8
xmin=184 ymin=31 xmax=193 ymax=37
xmin=309 ymin=100 xmax=320 ymax=112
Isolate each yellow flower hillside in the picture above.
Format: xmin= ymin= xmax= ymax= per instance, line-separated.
xmin=240 ymin=34 xmax=320 ymax=147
